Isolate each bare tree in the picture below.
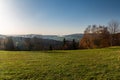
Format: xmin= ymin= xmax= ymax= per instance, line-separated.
xmin=108 ymin=20 xmax=120 ymax=46
xmin=84 ymin=25 xmax=91 ymax=34
xmin=108 ymin=20 xmax=120 ymax=34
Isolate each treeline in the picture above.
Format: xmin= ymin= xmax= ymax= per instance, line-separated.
xmin=0 ymin=37 xmax=79 ymax=51
xmin=79 ymin=20 xmax=120 ymax=49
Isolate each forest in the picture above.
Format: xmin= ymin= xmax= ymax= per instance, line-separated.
xmin=0 ymin=20 xmax=120 ymax=51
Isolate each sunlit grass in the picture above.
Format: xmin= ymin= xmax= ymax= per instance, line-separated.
xmin=0 ymin=47 xmax=120 ymax=80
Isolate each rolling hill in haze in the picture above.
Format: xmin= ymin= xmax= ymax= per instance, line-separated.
xmin=14 ymin=33 xmax=83 ymax=42
xmin=0 ymin=33 xmax=83 ymax=42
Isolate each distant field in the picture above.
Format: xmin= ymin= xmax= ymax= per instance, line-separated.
xmin=0 ymin=47 xmax=120 ymax=80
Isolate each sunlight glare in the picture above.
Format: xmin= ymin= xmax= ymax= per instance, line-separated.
xmin=0 ymin=0 xmax=16 ymax=34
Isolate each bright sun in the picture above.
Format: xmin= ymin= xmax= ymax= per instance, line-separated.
xmin=0 ymin=0 xmax=17 ymax=35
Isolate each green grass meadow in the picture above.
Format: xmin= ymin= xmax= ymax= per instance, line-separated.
xmin=0 ymin=47 xmax=120 ymax=80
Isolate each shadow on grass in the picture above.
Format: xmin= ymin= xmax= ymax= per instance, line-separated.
xmin=107 ymin=46 xmax=120 ymax=50
xmin=43 ymin=51 xmax=68 ymax=54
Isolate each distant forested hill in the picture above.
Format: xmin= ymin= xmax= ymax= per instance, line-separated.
xmin=0 ymin=33 xmax=83 ymax=50
xmin=0 ymin=33 xmax=83 ymax=42
xmin=11 ymin=33 xmax=83 ymax=42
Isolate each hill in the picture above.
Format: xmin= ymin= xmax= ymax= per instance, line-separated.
xmin=0 ymin=33 xmax=83 ymax=50
xmin=0 ymin=46 xmax=120 ymax=80
xmin=64 ymin=33 xmax=83 ymax=41
xmin=0 ymin=33 xmax=83 ymax=42
xmin=14 ymin=33 xmax=83 ymax=42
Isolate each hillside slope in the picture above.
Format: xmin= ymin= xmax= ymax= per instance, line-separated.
xmin=0 ymin=47 xmax=120 ymax=80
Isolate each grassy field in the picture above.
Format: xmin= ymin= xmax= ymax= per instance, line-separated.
xmin=0 ymin=47 xmax=120 ymax=80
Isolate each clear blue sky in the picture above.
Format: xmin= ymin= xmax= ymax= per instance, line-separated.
xmin=0 ymin=0 xmax=120 ymax=35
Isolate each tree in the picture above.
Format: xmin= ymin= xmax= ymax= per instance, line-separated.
xmin=62 ymin=38 xmax=67 ymax=49
xmin=63 ymin=38 xmax=66 ymax=46
xmin=99 ymin=27 xmax=110 ymax=47
xmin=108 ymin=20 xmax=120 ymax=46
xmin=49 ymin=45 xmax=53 ymax=50
xmin=80 ymin=25 xmax=94 ymax=49
xmin=84 ymin=25 xmax=91 ymax=34
xmin=80 ymin=25 xmax=110 ymax=49
xmin=72 ymin=39 xmax=78 ymax=49
xmin=24 ymin=38 xmax=33 ymax=51
xmin=5 ymin=37 xmax=14 ymax=50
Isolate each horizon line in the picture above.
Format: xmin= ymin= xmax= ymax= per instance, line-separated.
xmin=0 ymin=33 xmax=83 ymax=36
